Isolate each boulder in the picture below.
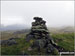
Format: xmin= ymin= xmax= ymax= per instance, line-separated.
xmin=1 ymin=38 xmax=17 ymax=46
xmin=26 ymin=34 xmax=34 ymax=42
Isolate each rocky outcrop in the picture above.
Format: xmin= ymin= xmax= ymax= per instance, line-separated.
xmin=1 ymin=38 xmax=17 ymax=46
xmin=26 ymin=17 xmax=59 ymax=55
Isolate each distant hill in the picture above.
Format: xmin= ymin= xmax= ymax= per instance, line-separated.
xmin=13 ymin=29 xmax=30 ymax=34
xmin=0 ymin=24 xmax=30 ymax=31
xmin=12 ymin=26 xmax=74 ymax=35
xmin=48 ymin=26 xmax=74 ymax=33
xmin=0 ymin=24 xmax=74 ymax=34
xmin=59 ymin=26 xmax=74 ymax=32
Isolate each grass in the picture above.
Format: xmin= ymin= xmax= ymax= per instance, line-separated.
xmin=1 ymin=31 xmax=74 ymax=55
xmin=51 ymin=33 xmax=74 ymax=52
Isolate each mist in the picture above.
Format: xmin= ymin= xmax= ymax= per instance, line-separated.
xmin=1 ymin=1 xmax=74 ymax=28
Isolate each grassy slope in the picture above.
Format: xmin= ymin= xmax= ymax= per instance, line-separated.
xmin=1 ymin=32 xmax=74 ymax=55
xmin=51 ymin=33 xmax=74 ymax=52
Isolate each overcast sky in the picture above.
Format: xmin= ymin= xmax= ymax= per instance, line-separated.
xmin=1 ymin=1 xmax=74 ymax=27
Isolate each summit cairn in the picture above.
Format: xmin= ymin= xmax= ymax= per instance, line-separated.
xmin=26 ymin=17 xmax=59 ymax=55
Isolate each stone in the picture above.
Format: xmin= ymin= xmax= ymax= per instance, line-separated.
xmin=32 ymin=39 xmax=46 ymax=49
xmin=1 ymin=38 xmax=17 ymax=46
xmin=7 ymin=39 xmax=17 ymax=46
xmin=46 ymin=44 xmax=54 ymax=53
xmin=26 ymin=17 xmax=59 ymax=54
xmin=26 ymin=34 xmax=34 ymax=42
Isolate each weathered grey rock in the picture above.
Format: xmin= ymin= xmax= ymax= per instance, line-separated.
xmin=26 ymin=34 xmax=34 ymax=42
xmin=26 ymin=17 xmax=59 ymax=54
xmin=1 ymin=38 xmax=17 ymax=46
xmin=32 ymin=39 xmax=46 ymax=49
xmin=46 ymin=44 xmax=54 ymax=53
xmin=8 ymin=39 xmax=17 ymax=46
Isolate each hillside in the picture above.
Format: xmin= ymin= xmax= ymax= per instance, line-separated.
xmin=1 ymin=32 xmax=74 ymax=55
xmin=48 ymin=26 xmax=74 ymax=33
xmin=1 ymin=26 xmax=74 ymax=55
xmin=1 ymin=26 xmax=74 ymax=40
xmin=0 ymin=24 xmax=30 ymax=31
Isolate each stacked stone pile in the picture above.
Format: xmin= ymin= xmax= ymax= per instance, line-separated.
xmin=26 ymin=17 xmax=59 ymax=54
